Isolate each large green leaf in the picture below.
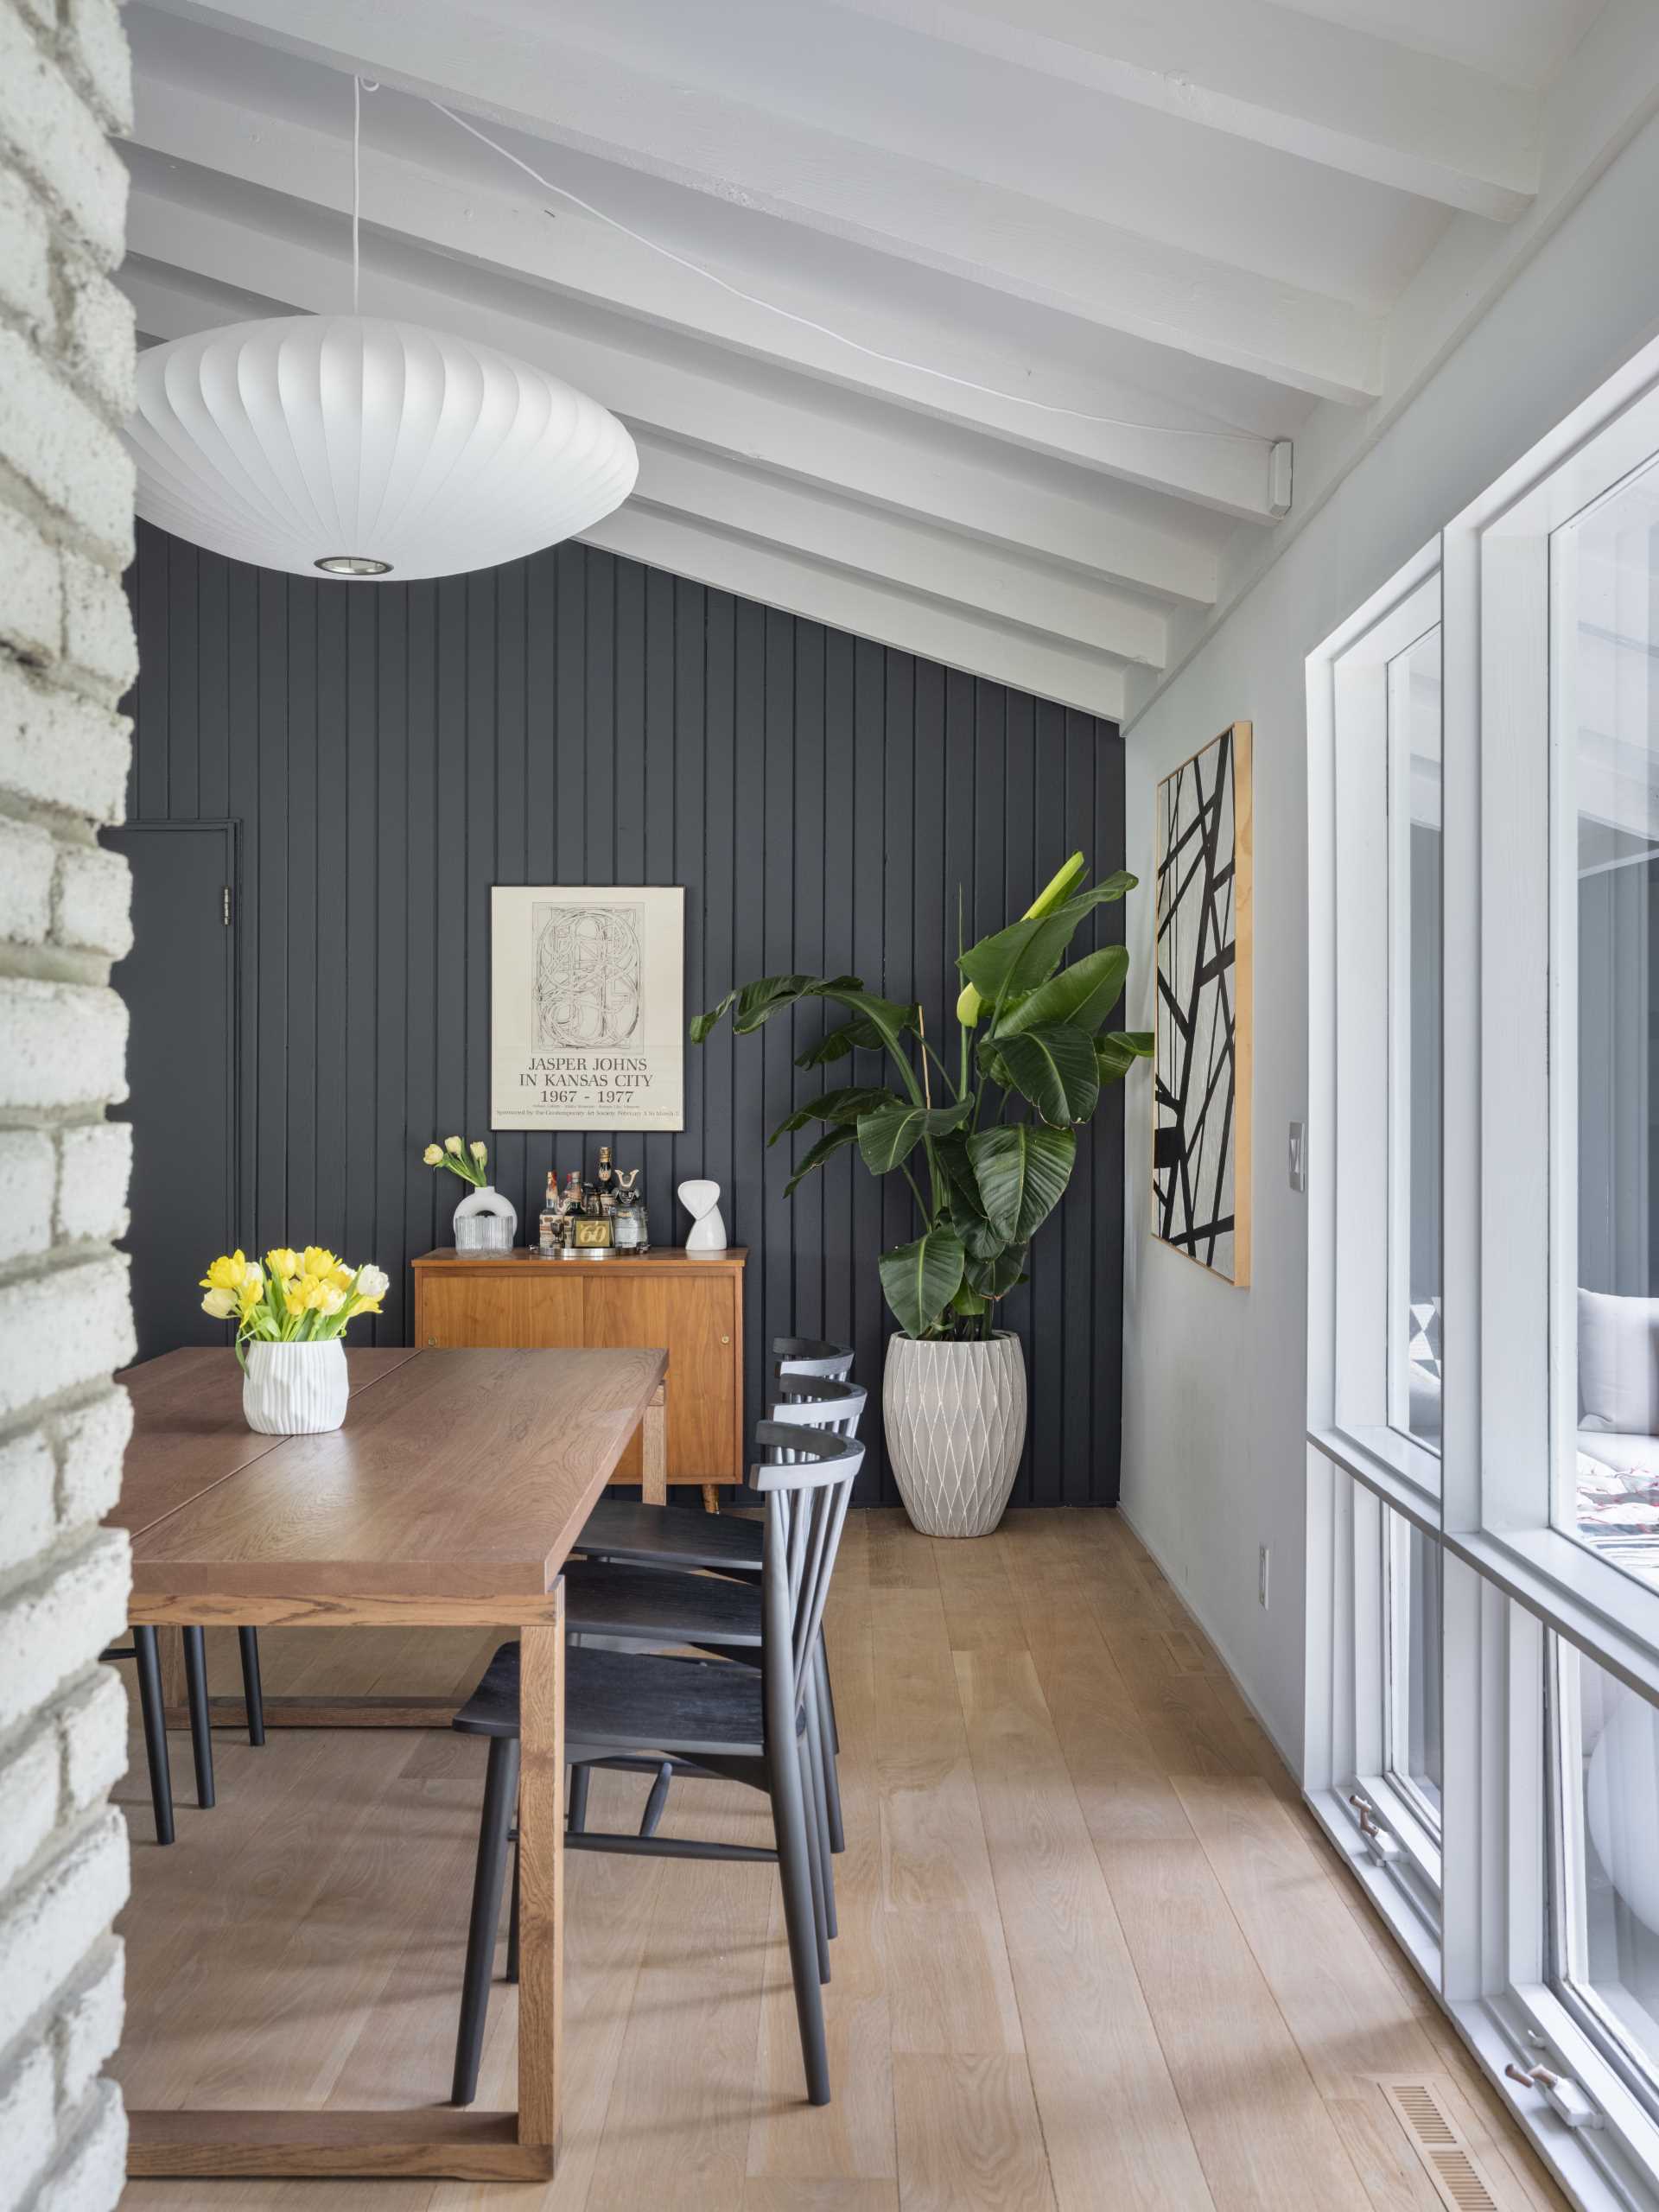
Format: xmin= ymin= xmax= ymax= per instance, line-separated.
xmin=1096 ymin=1029 xmax=1154 ymax=1082
xmin=967 ymin=1245 xmax=1029 ymax=1300
xmin=957 ymin=874 xmax=1135 ymax=1009
xmin=691 ymin=972 xmax=841 ymax=1043
xmin=995 ymin=945 xmax=1128 ymax=1038
xmin=691 ymin=973 xmax=912 ymax=1047
xmin=967 ymin=1122 xmax=1076 ymax=1242
xmin=783 ymin=1123 xmax=860 ymax=1197
xmin=768 ymin=1085 xmax=896 ymax=1141
xmin=794 ymin=1018 xmax=880 ymax=1069
xmin=855 ymin=1095 xmax=972 ymax=1173
xmin=996 ymin=1024 xmax=1101 ymax=1126
xmin=878 ymin=1226 xmax=965 ymax=1337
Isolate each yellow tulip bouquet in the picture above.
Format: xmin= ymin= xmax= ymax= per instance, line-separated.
xmin=200 ymin=1246 xmax=391 ymax=1364
xmin=421 ymin=1134 xmax=490 ymax=1185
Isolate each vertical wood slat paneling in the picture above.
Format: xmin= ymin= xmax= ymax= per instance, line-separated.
xmin=124 ymin=521 xmax=1128 ymax=1505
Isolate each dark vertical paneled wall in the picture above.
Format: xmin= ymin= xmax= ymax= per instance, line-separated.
xmin=126 ymin=522 xmax=1128 ymax=1503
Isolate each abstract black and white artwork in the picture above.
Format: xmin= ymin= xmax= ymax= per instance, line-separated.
xmin=491 ymin=886 xmax=684 ymax=1132
xmin=1153 ymin=721 xmax=1252 ymax=1285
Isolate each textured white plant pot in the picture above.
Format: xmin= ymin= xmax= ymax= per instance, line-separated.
xmin=243 ymin=1340 xmax=349 ymax=1435
xmin=883 ymin=1332 xmax=1027 ymax=1538
xmin=453 ymin=1182 xmax=518 ymax=1254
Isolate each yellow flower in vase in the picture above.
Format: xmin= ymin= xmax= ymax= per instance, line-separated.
xmin=266 ymin=1248 xmax=300 ymax=1283
xmin=200 ymin=1285 xmax=238 ymax=1319
xmin=301 ymin=1246 xmax=338 ymax=1280
xmin=423 ymin=1144 xmax=444 ymax=1166
xmin=200 ymin=1249 xmax=250 ymax=1293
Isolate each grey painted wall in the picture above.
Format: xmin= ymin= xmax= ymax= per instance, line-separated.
xmin=124 ymin=520 xmax=1128 ymax=1505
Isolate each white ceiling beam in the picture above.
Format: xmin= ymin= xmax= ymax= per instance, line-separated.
xmin=138 ymin=0 xmax=1384 ymax=404
xmin=128 ymin=63 xmax=1281 ymax=522
xmin=830 ymin=0 xmax=1541 ymax=222
xmin=622 ymin=443 xmax=1165 ymax=669
xmin=121 ymin=185 xmax=1224 ymax=611
xmin=579 ymin=505 xmax=1128 ymax=719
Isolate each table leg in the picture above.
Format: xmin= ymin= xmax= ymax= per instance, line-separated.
xmin=516 ymin=1588 xmax=565 ymax=2163
xmin=640 ymin=1382 xmax=667 ymax=1506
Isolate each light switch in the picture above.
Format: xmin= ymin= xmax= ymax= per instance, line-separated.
xmin=1287 ymin=1121 xmax=1306 ymax=1193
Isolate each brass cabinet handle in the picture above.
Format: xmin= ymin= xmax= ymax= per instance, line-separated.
xmin=721 ymin=1334 xmax=731 ymax=1344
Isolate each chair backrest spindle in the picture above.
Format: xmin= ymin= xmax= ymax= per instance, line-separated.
xmin=752 ymin=1420 xmax=862 ymax=1733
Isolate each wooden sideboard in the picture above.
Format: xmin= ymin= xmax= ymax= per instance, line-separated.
xmin=411 ymin=1247 xmax=747 ymax=1491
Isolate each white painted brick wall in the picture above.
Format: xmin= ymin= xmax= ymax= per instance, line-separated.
xmin=0 ymin=2 xmax=136 ymax=2205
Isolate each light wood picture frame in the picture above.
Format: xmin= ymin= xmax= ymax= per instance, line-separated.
xmin=1152 ymin=721 xmax=1252 ymax=1286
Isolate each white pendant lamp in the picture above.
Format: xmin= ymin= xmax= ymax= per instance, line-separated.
xmin=124 ymin=76 xmax=636 ymax=581
xmin=125 ymin=314 xmax=638 ymax=581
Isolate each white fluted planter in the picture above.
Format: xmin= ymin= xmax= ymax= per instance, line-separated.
xmin=882 ymin=1332 xmax=1027 ymax=1538
xmin=242 ymin=1340 xmax=349 ymax=1435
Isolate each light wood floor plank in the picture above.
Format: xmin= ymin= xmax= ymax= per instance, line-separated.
xmin=891 ymin=2053 xmax=1056 ymax=2212
xmin=954 ymin=1643 xmax=1217 ymax=2211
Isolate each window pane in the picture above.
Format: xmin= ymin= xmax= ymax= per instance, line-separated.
xmin=1386 ymin=1512 xmax=1442 ymax=1832
xmin=1390 ymin=625 xmax=1442 ymax=1450
xmin=1553 ymin=1640 xmax=1659 ymax=2097
xmin=1559 ymin=464 xmax=1659 ymax=1584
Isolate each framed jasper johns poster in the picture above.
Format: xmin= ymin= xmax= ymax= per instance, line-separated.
xmin=490 ymin=886 xmax=685 ymax=1131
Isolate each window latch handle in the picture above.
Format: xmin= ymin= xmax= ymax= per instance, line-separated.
xmin=1346 ymin=1792 xmax=1400 ymax=1864
xmin=1505 ymin=2063 xmax=1602 ymax=2129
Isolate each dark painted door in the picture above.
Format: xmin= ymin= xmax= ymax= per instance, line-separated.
xmin=107 ymin=823 xmax=238 ymax=1363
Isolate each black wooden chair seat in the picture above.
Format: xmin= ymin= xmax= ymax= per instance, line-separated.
xmin=564 ymin=1558 xmax=762 ymax=1645
xmin=455 ymin=1640 xmax=768 ymax=1758
xmin=577 ymin=1497 xmax=762 ymax=1573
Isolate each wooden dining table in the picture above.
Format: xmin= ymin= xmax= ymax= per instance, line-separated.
xmin=115 ymin=1341 xmax=670 ymax=2183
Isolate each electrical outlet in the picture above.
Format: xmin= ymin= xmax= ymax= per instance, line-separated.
xmin=1258 ymin=1545 xmax=1270 ymax=1609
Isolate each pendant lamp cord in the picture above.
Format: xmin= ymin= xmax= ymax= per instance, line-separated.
xmin=352 ymin=74 xmax=359 ymax=311
xmin=428 ymin=96 xmax=1272 ymax=452
xmin=352 ymin=76 xmax=378 ymax=311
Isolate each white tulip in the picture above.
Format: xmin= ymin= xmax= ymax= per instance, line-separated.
xmin=200 ymin=1286 xmax=238 ymax=1319
xmin=355 ymin=1264 xmax=391 ymax=1300
xmin=469 ymin=1141 xmax=487 ymax=1165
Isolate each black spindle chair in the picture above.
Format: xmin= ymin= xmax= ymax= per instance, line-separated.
xmin=448 ymin=1421 xmax=863 ymax=2109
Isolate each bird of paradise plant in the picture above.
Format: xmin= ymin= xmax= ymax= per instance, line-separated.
xmin=690 ymin=851 xmax=1151 ymax=1341
xmin=200 ymin=1247 xmax=391 ymax=1364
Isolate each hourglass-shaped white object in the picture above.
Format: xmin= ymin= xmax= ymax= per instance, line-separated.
xmin=678 ymin=1179 xmax=728 ymax=1255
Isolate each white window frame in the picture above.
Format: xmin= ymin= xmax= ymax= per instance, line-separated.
xmin=1441 ymin=327 xmax=1659 ymax=1700
xmin=1304 ymin=1452 xmax=1442 ymax=1959
xmin=1307 ymin=544 xmax=1443 ymax=1520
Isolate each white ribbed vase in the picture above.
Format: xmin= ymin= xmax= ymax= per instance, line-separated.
xmin=242 ymin=1340 xmax=349 ymax=1435
xmin=882 ymin=1332 xmax=1027 ymax=1538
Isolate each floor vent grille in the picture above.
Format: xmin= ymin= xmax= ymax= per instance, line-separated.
xmin=1377 ymin=2079 xmax=1501 ymax=2212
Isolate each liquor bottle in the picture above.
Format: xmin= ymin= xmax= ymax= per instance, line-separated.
xmin=597 ymin=1145 xmax=614 ymax=1213
xmin=537 ymin=1170 xmax=560 ymax=1257
xmin=612 ymin=1166 xmax=649 ymax=1252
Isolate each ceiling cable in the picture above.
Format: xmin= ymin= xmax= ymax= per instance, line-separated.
xmin=426 ymin=97 xmax=1274 ymax=454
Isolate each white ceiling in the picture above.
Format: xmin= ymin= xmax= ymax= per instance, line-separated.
xmin=118 ymin=0 xmax=1656 ymax=721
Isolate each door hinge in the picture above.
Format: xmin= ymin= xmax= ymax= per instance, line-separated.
xmin=222 ymin=886 xmax=232 ymax=926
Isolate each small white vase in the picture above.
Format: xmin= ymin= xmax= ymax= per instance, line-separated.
xmin=678 ymin=1178 xmax=728 ymax=1255
xmin=243 ymin=1339 xmax=349 ymax=1435
xmin=454 ymin=1181 xmax=517 ymax=1254
xmin=882 ymin=1331 xmax=1027 ymax=1537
